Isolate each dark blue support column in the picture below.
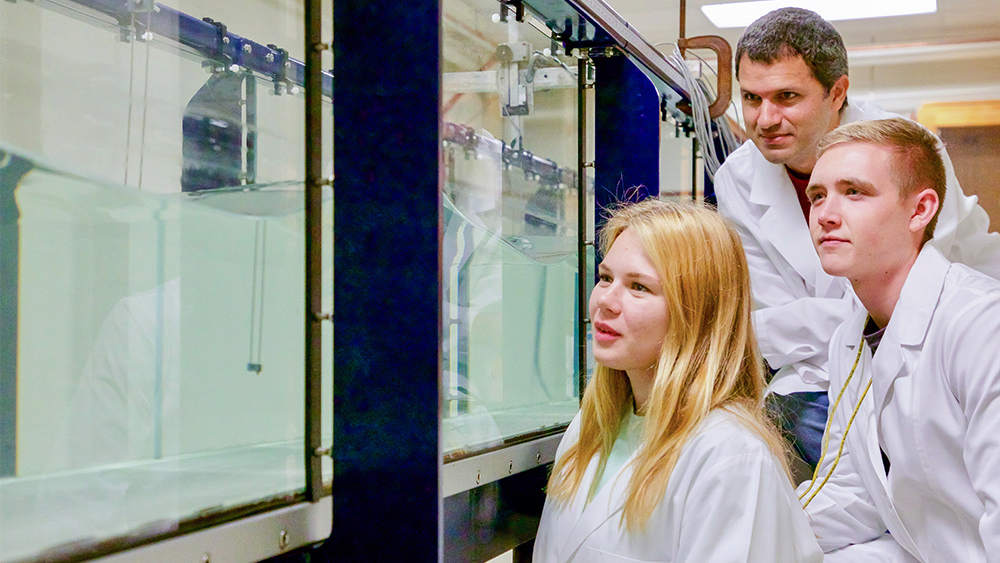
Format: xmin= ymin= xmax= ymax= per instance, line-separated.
xmin=593 ymin=54 xmax=660 ymax=256
xmin=332 ymin=3 xmax=440 ymax=560
xmin=0 ymin=151 xmax=31 ymax=476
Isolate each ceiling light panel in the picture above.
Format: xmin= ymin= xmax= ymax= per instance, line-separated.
xmin=701 ymin=0 xmax=937 ymax=28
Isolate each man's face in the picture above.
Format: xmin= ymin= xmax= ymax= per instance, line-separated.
xmin=807 ymin=142 xmax=922 ymax=284
xmin=738 ymin=54 xmax=847 ymax=174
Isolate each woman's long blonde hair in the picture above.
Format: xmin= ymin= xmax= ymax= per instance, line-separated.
xmin=546 ymin=198 xmax=789 ymax=529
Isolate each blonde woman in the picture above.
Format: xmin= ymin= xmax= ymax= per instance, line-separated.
xmin=533 ymin=199 xmax=821 ymax=562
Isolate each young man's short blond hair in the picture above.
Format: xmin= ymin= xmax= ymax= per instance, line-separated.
xmin=817 ymin=117 xmax=946 ymax=242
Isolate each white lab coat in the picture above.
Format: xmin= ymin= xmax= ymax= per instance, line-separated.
xmin=534 ymin=409 xmax=823 ymax=562
xmin=797 ymin=246 xmax=1000 ymax=561
xmin=715 ymin=101 xmax=1000 ymax=395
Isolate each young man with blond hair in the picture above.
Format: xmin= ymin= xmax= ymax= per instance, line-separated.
xmin=715 ymin=8 xmax=1000 ymax=471
xmin=797 ymin=117 xmax=1000 ymax=561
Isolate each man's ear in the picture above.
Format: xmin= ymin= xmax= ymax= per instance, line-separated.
xmin=910 ymin=187 xmax=940 ymax=234
xmin=830 ymin=75 xmax=849 ymax=112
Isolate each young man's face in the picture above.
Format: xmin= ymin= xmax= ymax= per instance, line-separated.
xmin=738 ymin=54 xmax=847 ymax=175
xmin=806 ymin=142 xmax=923 ymax=284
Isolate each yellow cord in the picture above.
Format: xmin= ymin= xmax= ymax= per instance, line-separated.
xmin=797 ymin=327 xmax=868 ymax=506
xmin=802 ymin=377 xmax=872 ymax=508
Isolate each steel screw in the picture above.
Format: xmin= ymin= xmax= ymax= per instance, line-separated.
xmin=536 ymin=452 xmax=542 ymax=463
xmin=475 ymin=471 xmax=481 ymax=485
xmin=508 ymin=460 xmax=514 ymax=474
xmin=243 ymin=43 xmax=252 ymax=54
xmin=279 ymin=530 xmax=289 ymax=550
xmin=222 ymin=36 xmax=230 ymax=44
xmin=265 ymin=53 xmax=275 ymax=63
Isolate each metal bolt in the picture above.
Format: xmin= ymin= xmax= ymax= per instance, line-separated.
xmin=508 ymin=460 xmax=514 ymax=474
xmin=535 ymin=452 xmax=542 ymax=463
xmin=475 ymin=471 xmax=481 ymax=485
xmin=265 ymin=53 xmax=275 ymax=63
xmin=229 ymin=64 xmax=240 ymax=73
xmin=243 ymin=43 xmax=252 ymax=54
xmin=278 ymin=529 xmax=289 ymax=550
xmin=222 ymin=36 xmax=230 ymax=44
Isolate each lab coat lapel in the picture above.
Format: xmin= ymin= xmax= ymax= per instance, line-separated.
xmin=871 ymin=247 xmax=950 ymax=411
xmin=558 ymin=453 xmax=634 ymax=560
xmin=748 ymin=155 xmax=835 ymax=295
xmin=844 ymin=351 xmax=922 ymax=558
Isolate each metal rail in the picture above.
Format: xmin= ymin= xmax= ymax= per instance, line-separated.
xmin=54 ymin=0 xmax=333 ymax=97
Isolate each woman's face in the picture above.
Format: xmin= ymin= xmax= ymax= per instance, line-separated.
xmin=589 ymin=228 xmax=668 ymax=378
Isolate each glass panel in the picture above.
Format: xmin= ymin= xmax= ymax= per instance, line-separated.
xmin=659 ymin=116 xmax=703 ymax=202
xmin=0 ymin=1 xmax=332 ymax=559
xmin=441 ymin=0 xmax=587 ymax=458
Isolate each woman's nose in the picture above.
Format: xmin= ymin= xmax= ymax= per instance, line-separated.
xmin=592 ymin=284 xmax=621 ymax=314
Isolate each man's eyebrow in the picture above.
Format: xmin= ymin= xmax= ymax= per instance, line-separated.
xmin=836 ymin=177 xmax=876 ymax=190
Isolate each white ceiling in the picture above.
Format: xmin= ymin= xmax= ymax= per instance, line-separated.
xmin=604 ymin=0 xmax=1000 ymax=115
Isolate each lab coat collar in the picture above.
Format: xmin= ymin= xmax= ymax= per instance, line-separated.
xmin=867 ymin=247 xmax=949 ymax=423
xmin=558 ymin=444 xmax=636 ymax=560
xmin=886 ymin=246 xmax=950 ymax=346
xmin=746 ymin=151 xmax=836 ymax=296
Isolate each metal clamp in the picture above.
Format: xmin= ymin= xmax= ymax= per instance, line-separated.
xmin=202 ymin=17 xmax=231 ymax=61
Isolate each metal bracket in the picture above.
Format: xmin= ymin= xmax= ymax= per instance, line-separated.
xmin=498 ymin=0 xmax=524 ymax=23
xmin=117 ymin=0 xmax=157 ymax=42
xmin=496 ymin=41 xmax=533 ymax=116
xmin=266 ymin=44 xmax=290 ymax=94
xmin=202 ymin=17 xmax=232 ymax=62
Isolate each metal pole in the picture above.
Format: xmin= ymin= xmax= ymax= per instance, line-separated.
xmin=577 ymin=54 xmax=589 ymax=401
xmin=303 ymin=0 xmax=324 ymax=503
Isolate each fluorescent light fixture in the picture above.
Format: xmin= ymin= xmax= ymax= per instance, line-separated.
xmin=701 ymin=0 xmax=937 ymax=28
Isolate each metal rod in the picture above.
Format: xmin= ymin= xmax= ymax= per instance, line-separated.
xmin=679 ymin=0 xmax=686 ymax=45
xmin=303 ymin=0 xmax=324 ymax=503
xmin=577 ymin=55 xmax=589 ymax=403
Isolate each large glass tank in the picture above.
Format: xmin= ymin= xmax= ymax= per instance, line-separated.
xmin=0 ymin=1 xmax=332 ymax=560
xmin=440 ymin=0 xmax=592 ymax=459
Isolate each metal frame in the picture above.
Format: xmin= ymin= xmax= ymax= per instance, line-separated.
xmin=442 ymin=433 xmax=562 ymax=497
xmin=0 ymin=151 xmax=32 ymax=477
xmin=303 ymin=0 xmax=327 ymax=505
xmin=93 ymin=497 xmax=332 ymax=563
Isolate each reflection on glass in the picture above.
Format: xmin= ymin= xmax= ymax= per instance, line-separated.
xmin=0 ymin=1 xmax=332 ymax=560
xmin=441 ymin=0 xmax=587 ymax=458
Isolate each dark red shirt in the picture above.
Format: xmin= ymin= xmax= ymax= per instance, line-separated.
xmin=787 ymin=167 xmax=811 ymax=222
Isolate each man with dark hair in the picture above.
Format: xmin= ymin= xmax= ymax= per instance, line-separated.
xmin=798 ymin=117 xmax=1000 ymax=561
xmin=715 ymin=7 xmax=1000 ymax=470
